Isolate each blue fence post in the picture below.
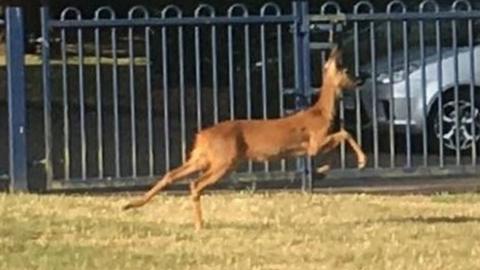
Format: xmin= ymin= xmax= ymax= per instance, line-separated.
xmin=6 ymin=7 xmax=28 ymax=192
xmin=293 ymin=0 xmax=313 ymax=192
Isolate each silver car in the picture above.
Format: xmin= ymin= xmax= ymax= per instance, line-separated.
xmin=354 ymin=45 xmax=480 ymax=152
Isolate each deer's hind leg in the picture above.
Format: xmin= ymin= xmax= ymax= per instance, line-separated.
xmin=189 ymin=162 xmax=233 ymax=230
xmin=123 ymin=160 xmax=202 ymax=210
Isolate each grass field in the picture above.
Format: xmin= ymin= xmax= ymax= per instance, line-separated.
xmin=1 ymin=192 xmax=480 ymax=270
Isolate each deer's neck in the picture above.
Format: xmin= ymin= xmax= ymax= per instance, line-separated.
xmin=310 ymin=81 xmax=339 ymax=123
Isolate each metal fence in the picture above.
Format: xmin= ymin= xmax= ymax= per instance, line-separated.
xmin=4 ymin=0 xmax=480 ymax=192
xmin=35 ymin=2 xmax=312 ymax=190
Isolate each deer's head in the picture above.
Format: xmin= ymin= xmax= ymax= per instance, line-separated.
xmin=322 ymin=47 xmax=358 ymax=95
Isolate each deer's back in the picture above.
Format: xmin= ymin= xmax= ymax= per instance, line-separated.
xmin=195 ymin=117 xmax=312 ymax=162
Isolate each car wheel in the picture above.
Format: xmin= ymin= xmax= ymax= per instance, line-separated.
xmin=428 ymin=92 xmax=480 ymax=153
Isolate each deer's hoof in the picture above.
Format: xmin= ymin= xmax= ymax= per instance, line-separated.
xmin=194 ymin=222 xmax=204 ymax=232
xmin=316 ymin=164 xmax=331 ymax=175
xmin=358 ymin=156 xmax=367 ymax=170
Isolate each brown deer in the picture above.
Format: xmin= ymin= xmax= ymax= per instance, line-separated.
xmin=123 ymin=47 xmax=366 ymax=230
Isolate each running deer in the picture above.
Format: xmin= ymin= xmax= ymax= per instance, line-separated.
xmin=123 ymin=47 xmax=366 ymax=230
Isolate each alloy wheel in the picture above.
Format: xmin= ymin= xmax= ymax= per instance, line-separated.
xmin=433 ymin=100 xmax=480 ymax=151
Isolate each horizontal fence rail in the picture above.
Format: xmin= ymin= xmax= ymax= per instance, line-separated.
xmin=311 ymin=11 xmax=480 ymax=22
xmin=49 ymin=16 xmax=298 ymax=28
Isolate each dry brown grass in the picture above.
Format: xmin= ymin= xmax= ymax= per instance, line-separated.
xmin=1 ymin=192 xmax=480 ymax=270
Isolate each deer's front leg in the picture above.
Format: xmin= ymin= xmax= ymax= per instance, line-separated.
xmin=317 ymin=129 xmax=367 ymax=169
xmin=303 ymin=134 xmax=324 ymax=156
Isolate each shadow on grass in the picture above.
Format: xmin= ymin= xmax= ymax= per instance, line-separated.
xmin=204 ymin=220 xmax=274 ymax=231
xmin=356 ymin=215 xmax=480 ymax=225
xmin=185 ymin=216 xmax=480 ymax=231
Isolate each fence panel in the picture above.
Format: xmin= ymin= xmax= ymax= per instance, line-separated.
xmin=38 ymin=2 xmax=309 ymax=190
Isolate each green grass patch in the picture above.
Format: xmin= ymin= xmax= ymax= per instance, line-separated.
xmin=1 ymin=192 xmax=480 ymax=270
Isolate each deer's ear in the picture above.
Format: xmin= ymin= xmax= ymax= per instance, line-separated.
xmin=328 ymin=46 xmax=342 ymax=65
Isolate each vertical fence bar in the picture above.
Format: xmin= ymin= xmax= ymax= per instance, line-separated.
xmin=60 ymin=22 xmax=70 ymax=180
xmin=61 ymin=8 xmax=87 ymax=180
xmin=77 ymin=20 xmax=87 ymax=180
xmin=452 ymin=18 xmax=460 ymax=165
xmin=468 ymin=14 xmax=477 ymax=165
xmin=6 ymin=7 xmax=27 ymax=191
xmin=320 ymin=3 xmax=344 ymax=168
xmin=244 ymin=15 xmax=253 ymax=173
xmin=302 ymin=2 xmax=312 ymax=191
xmin=178 ymin=21 xmax=187 ymax=163
xmin=41 ymin=6 xmax=54 ymax=187
xmin=194 ymin=19 xmax=202 ymax=132
xmin=419 ymin=17 xmax=428 ymax=166
xmin=338 ymin=52 xmax=346 ymax=170
xmin=161 ymin=5 xmax=185 ymax=168
xmin=161 ymin=11 xmax=170 ymax=171
xmin=93 ymin=8 xmax=112 ymax=179
xmin=127 ymin=21 xmax=137 ymax=177
xmin=226 ymin=4 xmax=250 ymax=172
xmin=386 ymin=19 xmax=395 ymax=168
xmin=227 ymin=9 xmax=235 ymax=121
xmin=403 ymin=17 xmax=412 ymax=168
xmin=455 ymin=0 xmax=474 ymax=165
xmin=386 ymin=1 xmax=410 ymax=169
xmin=353 ymin=20 xmax=362 ymax=149
xmin=419 ymin=1 xmax=440 ymax=167
xmin=195 ymin=5 xmax=219 ymax=125
xmin=293 ymin=1 xmax=311 ymax=191
xmin=420 ymin=0 xmax=440 ymax=169
xmin=145 ymin=20 xmax=154 ymax=176
xmin=111 ymin=22 xmax=121 ymax=178
xmin=211 ymin=17 xmax=219 ymax=124
xmin=320 ymin=5 xmax=344 ymax=169
xmin=260 ymin=12 xmax=269 ymax=172
xmin=94 ymin=19 xmax=103 ymax=178
xmin=436 ymin=17 xmax=444 ymax=167
xmin=277 ymin=19 xmax=286 ymax=172
xmin=260 ymin=3 xmax=282 ymax=174
xmin=337 ymin=23 xmax=346 ymax=169
xmin=369 ymin=20 xmax=379 ymax=169
xmin=354 ymin=2 xmax=376 ymax=168
xmin=128 ymin=6 xmax=149 ymax=176
xmin=292 ymin=1 xmax=302 ymax=189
